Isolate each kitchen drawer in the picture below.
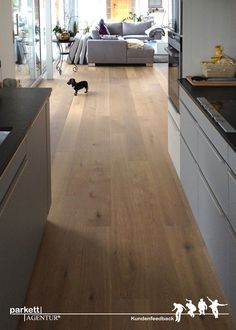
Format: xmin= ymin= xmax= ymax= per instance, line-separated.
xmin=198 ymin=127 xmax=228 ymax=214
xmin=180 ymin=86 xmax=200 ymax=122
xmin=228 ymin=168 xmax=236 ymax=232
xmin=168 ymin=99 xmax=180 ymax=129
xmin=168 ymin=111 xmax=180 ymax=178
xmin=180 ymin=86 xmax=228 ymax=160
xmin=198 ymin=170 xmax=230 ymax=298
xmin=180 ymin=136 xmax=198 ymax=221
xmin=0 ymin=139 xmax=27 ymax=204
xmin=180 ymin=100 xmax=198 ymax=161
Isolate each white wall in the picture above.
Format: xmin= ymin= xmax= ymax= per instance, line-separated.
xmin=183 ymin=0 xmax=236 ymax=76
xmin=0 ymin=1 xmax=15 ymax=79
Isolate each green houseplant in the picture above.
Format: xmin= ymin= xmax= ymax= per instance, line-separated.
xmin=123 ymin=12 xmax=143 ymax=22
xmin=53 ymin=23 xmax=70 ymax=41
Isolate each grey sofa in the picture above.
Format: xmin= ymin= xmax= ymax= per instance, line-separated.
xmin=87 ymin=21 xmax=160 ymax=66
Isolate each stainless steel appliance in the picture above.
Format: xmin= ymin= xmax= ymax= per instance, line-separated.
xmin=197 ymin=97 xmax=236 ymax=133
xmin=169 ymin=0 xmax=182 ymax=35
xmin=166 ymin=31 xmax=182 ymax=112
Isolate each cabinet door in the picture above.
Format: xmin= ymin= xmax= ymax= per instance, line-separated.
xmin=0 ymin=158 xmax=32 ymax=330
xmin=228 ymin=230 xmax=236 ymax=320
xmin=168 ymin=112 xmax=180 ymax=178
xmin=198 ymin=127 xmax=228 ymax=215
xmin=27 ymin=104 xmax=49 ymax=225
xmin=228 ymin=168 xmax=236 ymax=232
xmin=180 ymin=136 xmax=198 ymax=220
xmin=180 ymin=101 xmax=198 ymax=161
xmin=198 ymin=170 xmax=229 ymax=297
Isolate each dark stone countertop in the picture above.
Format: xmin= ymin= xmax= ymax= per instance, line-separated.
xmin=0 ymin=88 xmax=52 ymax=176
xmin=179 ymin=78 xmax=236 ymax=153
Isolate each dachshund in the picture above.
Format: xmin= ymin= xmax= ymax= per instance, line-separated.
xmin=67 ymin=78 xmax=88 ymax=96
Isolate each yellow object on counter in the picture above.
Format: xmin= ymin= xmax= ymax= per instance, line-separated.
xmin=215 ymin=45 xmax=223 ymax=56
xmin=211 ymin=56 xmax=221 ymax=63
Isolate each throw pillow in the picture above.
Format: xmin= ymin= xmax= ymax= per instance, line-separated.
xmin=98 ymin=23 xmax=110 ymax=35
xmin=126 ymin=39 xmax=144 ymax=49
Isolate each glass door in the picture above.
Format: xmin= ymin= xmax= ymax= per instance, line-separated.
xmin=12 ymin=0 xmax=46 ymax=86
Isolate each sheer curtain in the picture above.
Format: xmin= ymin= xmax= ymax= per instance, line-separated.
xmin=77 ymin=0 xmax=106 ymax=30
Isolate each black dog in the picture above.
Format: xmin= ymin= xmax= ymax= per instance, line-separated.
xmin=67 ymin=78 xmax=88 ymax=96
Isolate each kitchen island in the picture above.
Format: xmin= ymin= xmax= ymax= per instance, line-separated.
xmin=0 ymin=88 xmax=51 ymax=329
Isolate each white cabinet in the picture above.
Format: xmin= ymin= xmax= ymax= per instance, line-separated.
xmin=0 ymin=155 xmax=32 ymax=330
xmin=168 ymin=112 xmax=180 ymax=177
xmin=168 ymin=100 xmax=180 ymax=178
xmin=179 ymin=85 xmax=236 ymax=318
xmin=180 ymin=101 xmax=198 ymax=161
xmin=198 ymin=128 xmax=228 ymax=214
xmin=0 ymin=100 xmax=51 ymax=330
xmin=180 ymin=137 xmax=198 ymax=221
xmin=228 ymin=168 xmax=236 ymax=232
xmin=198 ymin=171 xmax=230 ymax=298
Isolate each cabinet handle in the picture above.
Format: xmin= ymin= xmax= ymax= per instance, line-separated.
xmin=199 ymin=170 xmax=224 ymax=216
xmin=205 ymin=133 xmax=224 ymax=164
xmin=228 ymin=168 xmax=236 ymax=183
xmin=168 ymin=112 xmax=179 ymax=131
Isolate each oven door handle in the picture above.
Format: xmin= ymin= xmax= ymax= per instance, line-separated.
xmin=164 ymin=47 xmax=179 ymax=57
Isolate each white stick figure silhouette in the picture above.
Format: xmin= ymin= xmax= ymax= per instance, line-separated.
xmin=198 ymin=298 xmax=208 ymax=315
xmin=172 ymin=303 xmax=186 ymax=322
xmin=207 ymin=297 xmax=228 ymax=318
xmin=186 ymin=299 xmax=197 ymax=317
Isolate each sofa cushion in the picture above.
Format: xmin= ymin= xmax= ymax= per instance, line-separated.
xmin=91 ymin=29 xmax=101 ymax=39
xmin=122 ymin=21 xmax=152 ymax=35
xmin=101 ymin=35 xmax=119 ymax=40
xmin=87 ymin=39 xmax=127 ymax=64
xmin=106 ymin=22 xmax=123 ymax=36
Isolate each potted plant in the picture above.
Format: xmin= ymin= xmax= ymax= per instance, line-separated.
xmin=123 ymin=12 xmax=143 ymax=22
xmin=53 ymin=23 xmax=70 ymax=41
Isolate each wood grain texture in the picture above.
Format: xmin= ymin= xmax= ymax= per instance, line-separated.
xmin=18 ymin=64 xmax=236 ymax=330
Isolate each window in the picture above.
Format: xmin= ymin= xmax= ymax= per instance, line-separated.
xmin=148 ymin=0 xmax=162 ymax=8
xmin=107 ymin=0 xmax=135 ymax=21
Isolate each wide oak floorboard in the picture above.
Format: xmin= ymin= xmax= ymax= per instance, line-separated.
xmin=18 ymin=64 xmax=235 ymax=330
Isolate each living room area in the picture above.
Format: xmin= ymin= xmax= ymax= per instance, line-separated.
xmin=10 ymin=0 xmax=168 ymax=85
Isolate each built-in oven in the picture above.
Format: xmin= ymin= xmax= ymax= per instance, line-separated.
xmin=165 ymin=30 xmax=182 ymax=112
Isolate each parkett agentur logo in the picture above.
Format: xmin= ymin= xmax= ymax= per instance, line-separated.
xmin=10 ymin=306 xmax=61 ymax=322
xmin=9 ymin=297 xmax=229 ymax=323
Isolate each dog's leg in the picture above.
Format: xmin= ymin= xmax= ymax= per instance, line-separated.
xmin=74 ymin=92 xmax=77 ymax=96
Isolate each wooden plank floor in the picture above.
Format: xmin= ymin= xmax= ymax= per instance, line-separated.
xmin=18 ymin=64 xmax=235 ymax=330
